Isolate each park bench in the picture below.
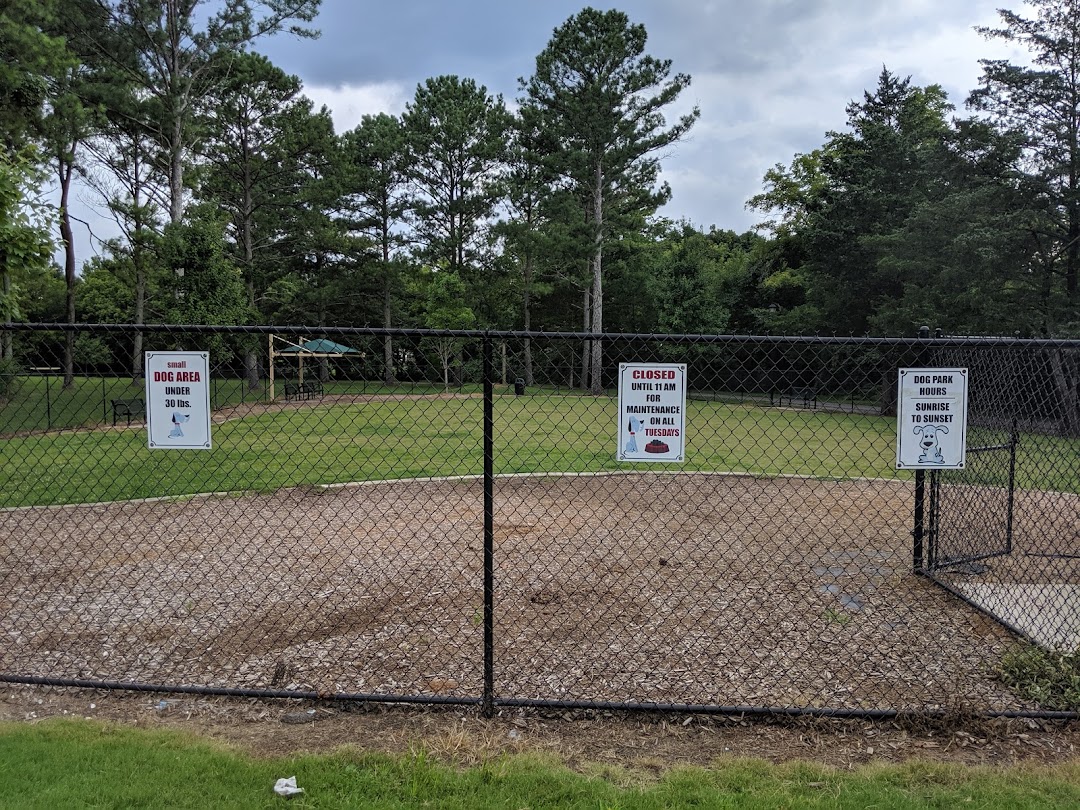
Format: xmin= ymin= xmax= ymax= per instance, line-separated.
xmin=789 ymin=386 xmax=817 ymax=409
xmin=283 ymin=380 xmax=323 ymax=401
xmin=111 ymin=397 xmax=145 ymax=426
xmin=770 ymin=386 xmax=818 ymax=409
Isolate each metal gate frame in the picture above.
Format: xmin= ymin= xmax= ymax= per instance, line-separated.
xmin=926 ymin=418 xmax=1019 ymax=571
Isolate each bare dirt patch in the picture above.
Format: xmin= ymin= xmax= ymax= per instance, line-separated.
xmin=0 ymin=472 xmax=1041 ymax=714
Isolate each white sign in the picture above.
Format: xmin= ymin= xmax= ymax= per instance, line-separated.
xmin=144 ymin=351 xmax=212 ymax=450
xmin=896 ymin=368 xmax=968 ymax=469
xmin=617 ymin=363 xmax=686 ymax=462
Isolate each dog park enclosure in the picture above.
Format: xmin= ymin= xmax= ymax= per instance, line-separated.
xmin=1 ymin=324 xmax=1078 ymax=718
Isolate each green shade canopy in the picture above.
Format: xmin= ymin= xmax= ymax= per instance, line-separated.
xmin=277 ymin=338 xmax=359 ymax=355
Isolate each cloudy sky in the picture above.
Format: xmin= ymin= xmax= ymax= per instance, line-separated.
xmin=268 ymin=0 xmax=1029 ymax=229
xmin=67 ymin=0 xmax=1029 ymax=261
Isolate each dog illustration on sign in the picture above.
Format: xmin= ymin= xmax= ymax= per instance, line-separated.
xmin=625 ymin=415 xmax=644 ymax=454
xmin=169 ymin=412 xmax=191 ymax=438
xmin=913 ymin=424 xmax=948 ymax=464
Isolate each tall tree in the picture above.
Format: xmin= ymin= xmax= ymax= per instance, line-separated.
xmin=867 ymin=119 xmax=1038 ymax=336
xmin=968 ymin=0 xmax=1080 ymax=435
xmin=0 ymin=0 xmax=67 ymax=155
xmin=523 ymin=8 xmax=698 ymax=393
xmin=0 ymin=151 xmax=54 ymax=361
xmin=401 ymin=75 xmax=510 ymax=320
xmin=88 ymin=0 xmax=321 ymax=226
xmin=158 ymin=206 xmax=249 ymax=334
xmin=200 ymin=50 xmax=331 ymax=386
xmin=969 ymin=0 xmax=1080 ymax=326
xmin=342 ymin=113 xmax=410 ymax=383
xmin=749 ymin=69 xmax=954 ymax=334
xmin=423 ymin=269 xmax=475 ymax=390
xmin=40 ymin=0 xmax=114 ymax=386
xmin=496 ymin=104 xmax=559 ymax=384
xmin=264 ymin=113 xmax=356 ymax=331
xmin=84 ymin=90 xmax=164 ymax=377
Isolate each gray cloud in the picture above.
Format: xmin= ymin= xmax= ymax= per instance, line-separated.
xmin=65 ymin=0 xmax=1028 ymax=265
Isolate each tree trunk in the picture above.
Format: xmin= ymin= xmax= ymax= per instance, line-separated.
xmin=523 ymin=252 xmax=533 ymax=386
xmin=132 ymin=274 xmax=145 ymax=382
xmin=169 ymin=106 xmax=184 ymax=225
xmin=242 ymin=151 xmax=261 ymax=391
xmin=383 ymin=272 xmax=396 ymax=385
xmin=1049 ymin=348 xmax=1080 ymax=437
xmin=440 ymin=344 xmax=450 ymax=391
xmin=1067 ymin=200 xmax=1078 ymax=302
xmin=589 ymin=162 xmax=604 ymax=396
xmin=879 ymin=371 xmax=898 ymax=416
xmin=59 ymin=159 xmax=76 ymax=389
xmin=244 ymin=281 xmax=260 ymax=391
xmin=1 ymin=269 xmax=11 ymax=361
xmin=580 ymin=284 xmax=590 ymax=391
xmin=131 ymin=178 xmax=147 ymax=381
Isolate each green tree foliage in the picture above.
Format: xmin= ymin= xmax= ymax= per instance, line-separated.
xmin=263 ymin=111 xmax=355 ymax=329
xmin=0 ymin=0 xmax=68 ymax=154
xmin=157 ymin=209 xmax=250 ymax=334
xmin=423 ymin=270 xmax=475 ymax=390
xmin=78 ymin=251 xmax=142 ymax=324
xmin=342 ymin=113 xmax=410 ymax=382
xmin=750 ymin=69 xmax=957 ymax=334
xmin=866 ymin=119 xmax=1038 ymax=336
xmin=969 ymin=0 xmax=1080 ymax=329
xmin=402 ymin=75 xmax=510 ymax=325
xmin=0 ymin=151 xmax=54 ymax=360
xmin=87 ymin=0 xmax=321 ymax=225
xmin=523 ymin=7 xmax=698 ymax=392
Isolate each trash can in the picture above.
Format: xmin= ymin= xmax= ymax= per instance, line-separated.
xmin=514 ymin=377 xmax=525 ymax=396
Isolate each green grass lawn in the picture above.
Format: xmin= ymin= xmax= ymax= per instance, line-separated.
xmin=2 ymin=389 xmax=1077 ymax=508
xmin=0 ymin=720 xmax=1077 ymax=809
xmin=0 ymin=375 xmax=489 ymax=435
xmin=0 ymin=374 xmax=273 ymax=434
xmin=0 ymin=394 xmax=907 ymax=507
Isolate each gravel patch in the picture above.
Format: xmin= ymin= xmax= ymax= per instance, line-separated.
xmin=0 ymin=473 xmax=1037 ymax=712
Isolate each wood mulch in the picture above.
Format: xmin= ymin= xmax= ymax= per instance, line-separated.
xmin=0 ymin=472 xmax=1037 ymax=714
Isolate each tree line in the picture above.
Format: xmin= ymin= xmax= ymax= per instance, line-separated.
xmin=1 ymin=1 xmax=1078 ymax=399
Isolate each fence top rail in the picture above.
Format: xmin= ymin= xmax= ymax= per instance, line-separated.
xmin=5 ymin=322 xmax=1080 ymax=349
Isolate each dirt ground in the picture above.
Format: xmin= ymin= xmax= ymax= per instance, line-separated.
xmin=1 ymin=684 xmax=1077 ymax=772
xmin=0 ymin=472 xmax=1049 ymax=712
xmin=3 ymin=471 xmax=1079 ymax=770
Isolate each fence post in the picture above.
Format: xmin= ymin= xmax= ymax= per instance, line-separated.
xmin=912 ymin=326 xmax=930 ymax=574
xmin=913 ymin=470 xmax=926 ymax=573
xmin=1006 ymin=415 xmax=1018 ymax=554
xmin=102 ymin=377 xmax=107 ymax=423
xmin=45 ymin=374 xmax=52 ymax=430
xmin=482 ymin=334 xmax=495 ymax=718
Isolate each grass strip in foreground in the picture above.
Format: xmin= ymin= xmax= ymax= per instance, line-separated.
xmin=0 ymin=719 xmax=1078 ymax=809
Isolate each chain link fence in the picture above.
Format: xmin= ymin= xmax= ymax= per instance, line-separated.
xmin=1 ymin=323 xmax=1078 ymax=718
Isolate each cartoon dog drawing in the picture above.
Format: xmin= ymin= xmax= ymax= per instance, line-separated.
xmin=913 ymin=424 xmax=948 ymax=464
xmin=169 ymin=412 xmax=191 ymax=438
xmin=625 ymin=415 xmax=644 ymax=454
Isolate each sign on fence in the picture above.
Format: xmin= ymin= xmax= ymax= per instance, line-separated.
xmin=617 ymin=363 xmax=686 ymax=462
xmin=895 ymin=368 xmax=968 ymax=469
xmin=144 ymin=351 xmax=212 ymax=450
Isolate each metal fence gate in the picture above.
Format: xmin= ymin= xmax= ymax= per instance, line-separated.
xmin=928 ymin=421 xmax=1018 ymax=570
xmin=1 ymin=323 xmax=1079 ymax=719
xmin=923 ymin=341 xmax=1080 ymax=659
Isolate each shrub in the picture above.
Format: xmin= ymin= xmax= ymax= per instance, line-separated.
xmin=999 ymin=644 xmax=1080 ymax=711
